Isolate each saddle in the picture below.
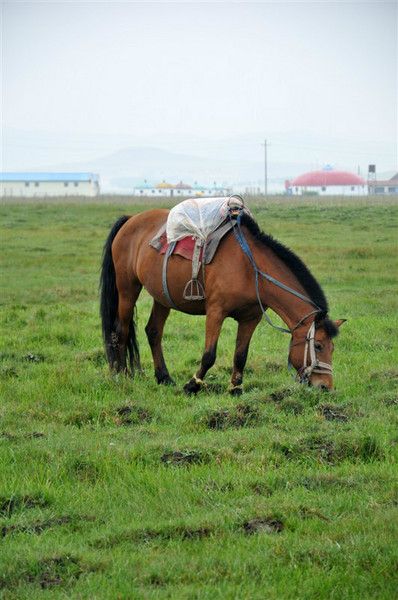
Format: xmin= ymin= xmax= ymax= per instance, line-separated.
xmin=149 ymin=196 xmax=248 ymax=307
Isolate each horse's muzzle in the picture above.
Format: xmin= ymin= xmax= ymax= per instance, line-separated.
xmin=310 ymin=375 xmax=333 ymax=391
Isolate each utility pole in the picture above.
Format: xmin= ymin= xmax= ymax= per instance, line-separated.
xmin=263 ymin=139 xmax=268 ymax=197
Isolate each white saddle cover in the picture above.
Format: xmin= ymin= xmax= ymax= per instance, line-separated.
xmin=166 ymin=197 xmax=232 ymax=243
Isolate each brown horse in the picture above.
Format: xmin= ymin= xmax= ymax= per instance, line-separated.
xmin=100 ymin=208 xmax=344 ymax=394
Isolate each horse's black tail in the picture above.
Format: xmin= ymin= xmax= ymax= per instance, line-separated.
xmin=100 ymin=215 xmax=139 ymax=372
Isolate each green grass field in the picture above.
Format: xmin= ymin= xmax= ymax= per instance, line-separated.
xmin=0 ymin=196 xmax=397 ymax=599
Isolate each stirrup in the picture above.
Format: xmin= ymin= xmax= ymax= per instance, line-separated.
xmin=183 ymin=278 xmax=205 ymax=301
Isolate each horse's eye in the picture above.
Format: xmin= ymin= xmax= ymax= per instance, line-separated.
xmin=314 ymin=342 xmax=323 ymax=352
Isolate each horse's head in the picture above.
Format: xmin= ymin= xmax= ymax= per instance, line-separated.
xmin=289 ymin=318 xmax=346 ymax=390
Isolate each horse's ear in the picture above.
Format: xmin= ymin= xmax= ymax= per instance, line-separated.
xmin=335 ymin=319 xmax=347 ymax=328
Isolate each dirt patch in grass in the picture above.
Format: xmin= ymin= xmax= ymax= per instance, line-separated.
xmin=31 ymin=247 xmax=49 ymax=252
xmin=161 ymin=450 xmax=209 ymax=466
xmin=205 ymin=402 xmax=261 ymax=430
xmin=265 ymin=361 xmax=285 ymax=372
xmin=317 ymin=403 xmax=349 ymax=422
xmin=0 ymin=431 xmax=45 ymax=441
xmin=0 ymin=555 xmax=99 ymax=590
xmin=245 ymin=380 xmax=268 ymax=392
xmin=0 ymin=493 xmax=50 ymax=517
xmin=66 ymin=404 xmax=153 ymax=428
xmin=276 ymin=437 xmax=334 ymax=463
xmin=274 ymin=434 xmax=384 ymax=464
xmin=205 ymin=382 xmax=225 ymax=395
xmin=246 ymin=383 xmax=307 ymax=414
xmin=203 ymin=480 xmax=234 ymax=493
xmin=30 ymin=556 xmax=83 ymax=589
xmin=1 ymin=515 xmax=96 ymax=538
xmin=370 ymin=368 xmax=398 ymax=381
xmin=279 ymin=398 xmax=304 ymax=415
xmin=242 ymin=517 xmax=284 ymax=534
xmin=0 ymin=365 xmax=18 ymax=378
xmin=299 ymin=474 xmax=359 ymax=489
xmin=64 ymin=411 xmax=103 ymax=427
xmin=23 ymin=353 xmax=45 ymax=363
xmin=145 ymin=573 xmax=169 ymax=587
xmin=115 ymin=404 xmax=152 ymax=426
xmin=75 ymin=349 xmax=105 ymax=367
xmin=67 ymin=458 xmax=101 ymax=482
xmin=297 ymin=506 xmax=330 ymax=521
xmin=93 ymin=524 xmax=213 ymax=549
xmin=266 ymin=388 xmax=294 ymax=403
xmin=383 ymin=397 xmax=398 ymax=407
xmin=0 ymin=352 xmax=18 ymax=362
xmin=56 ymin=333 xmax=77 ymax=347
xmin=249 ymin=482 xmax=273 ymax=496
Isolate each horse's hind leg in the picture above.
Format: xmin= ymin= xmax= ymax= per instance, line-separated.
xmin=116 ymin=281 xmax=142 ymax=375
xmin=145 ymin=301 xmax=174 ymax=385
xmin=229 ymin=316 xmax=261 ymax=395
xmin=184 ymin=307 xmax=225 ymax=394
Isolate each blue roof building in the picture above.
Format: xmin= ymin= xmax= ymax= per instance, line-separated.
xmin=0 ymin=172 xmax=100 ymax=197
xmin=0 ymin=172 xmax=99 ymax=182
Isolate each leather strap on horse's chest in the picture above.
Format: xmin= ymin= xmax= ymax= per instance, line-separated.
xmin=162 ymin=241 xmax=178 ymax=309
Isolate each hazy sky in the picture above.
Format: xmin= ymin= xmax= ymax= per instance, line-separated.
xmin=2 ymin=1 xmax=397 ymax=171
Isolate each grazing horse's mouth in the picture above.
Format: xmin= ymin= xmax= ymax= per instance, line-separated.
xmin=310 ymin=375 xmax=333 ymax=391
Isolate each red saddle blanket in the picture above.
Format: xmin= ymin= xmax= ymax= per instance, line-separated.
xmin=159 ymin=234 xmax=204 ymax=262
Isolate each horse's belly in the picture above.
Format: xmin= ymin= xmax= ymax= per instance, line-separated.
xmin=139 ymin=250 xmax=207 ymax=315
xmin=143 ymin=283 xmax=207 ymax=315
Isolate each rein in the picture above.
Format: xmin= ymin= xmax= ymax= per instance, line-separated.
xmin=231 ymin=211 xmax=333 ymax=383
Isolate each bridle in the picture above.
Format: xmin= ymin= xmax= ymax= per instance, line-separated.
xmin=289 ymin=316 xmax=333 ymax=384
xmin=229 ymin=206 xmax=333 ymax=384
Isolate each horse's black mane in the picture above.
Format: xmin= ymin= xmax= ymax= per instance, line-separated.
xmin=241 ymin=213 xmax=337 ymax=335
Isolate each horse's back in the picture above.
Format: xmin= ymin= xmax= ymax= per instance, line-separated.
xmin=115 ymin=208 xmax=169 ymax=241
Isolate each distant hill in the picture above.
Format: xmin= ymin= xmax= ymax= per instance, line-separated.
xmin=38 ymin=146 xmax=312 ymax=192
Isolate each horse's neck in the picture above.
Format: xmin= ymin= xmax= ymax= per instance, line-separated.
xmin=253 ymin=244 xmax=313 ymax=330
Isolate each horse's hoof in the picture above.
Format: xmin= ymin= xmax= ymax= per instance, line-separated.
xmin=158 ymin=375 xmax=175 ymax=386
xmin=229 ymin=385 xmax=243 ymax=396
xmin=183 ymin=378 xmax=202 ymax=395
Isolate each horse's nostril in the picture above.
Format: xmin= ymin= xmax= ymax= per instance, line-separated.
xmin=319 ymin=384 xmax=329 ymax=391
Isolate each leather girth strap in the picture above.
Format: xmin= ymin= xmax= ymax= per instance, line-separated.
xmin=162 ymin=241 xmax=178 ymax=309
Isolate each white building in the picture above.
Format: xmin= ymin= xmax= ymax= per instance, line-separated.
xmin=133 ymin=180 xmax=232 ymax=197
xmin=286 ymin=168 xmax=367 ymax=196
xmin=368 ymin=172 xmax=398 ymax=195
xmin=0 ymin=173 xmax=100 ymax=197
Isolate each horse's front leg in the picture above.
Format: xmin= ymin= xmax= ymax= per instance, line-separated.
xmin=230 ymin=316 xmax=261 ymax=395
xmin=183 ymin=307 xmax=225 ymax=394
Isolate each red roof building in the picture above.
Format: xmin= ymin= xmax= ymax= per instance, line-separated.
xmin=287 ymin=168 xmax=367 ymax=196
xmin=174 ymin=181 xmax=192 ymax=189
